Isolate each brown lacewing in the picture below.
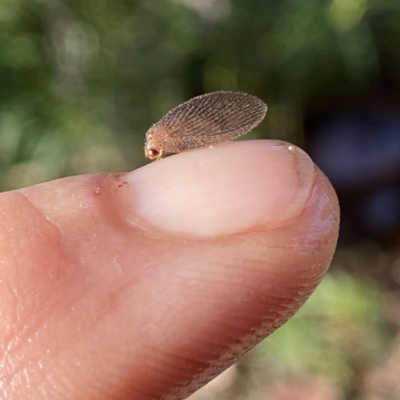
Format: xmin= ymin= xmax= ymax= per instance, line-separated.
xmin=144 ymin=91 xmax=267 ymax=161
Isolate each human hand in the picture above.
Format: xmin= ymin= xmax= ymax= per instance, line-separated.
xmin=0 ymin=140 xmax=339 ymax=400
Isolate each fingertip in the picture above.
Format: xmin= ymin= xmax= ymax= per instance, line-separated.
xmin=116 ymin=140 xmax=316 ymax=237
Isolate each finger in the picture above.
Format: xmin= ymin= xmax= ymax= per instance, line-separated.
xmin=0 ymin=140 xmax=339 ymax=400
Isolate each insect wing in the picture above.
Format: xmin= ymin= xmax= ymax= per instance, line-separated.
xmin=150 ymin=91 xmax=267 ymax=154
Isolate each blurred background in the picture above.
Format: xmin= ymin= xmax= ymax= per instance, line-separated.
xmin=1 ymin=0 xmax=400 ymax=398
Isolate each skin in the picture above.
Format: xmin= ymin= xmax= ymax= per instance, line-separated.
xmin=0 ymin=140 xmax=339 ymax=400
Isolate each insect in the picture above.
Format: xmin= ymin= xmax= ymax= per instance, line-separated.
xmin=144 ymin=91 xmax=267 ymax=161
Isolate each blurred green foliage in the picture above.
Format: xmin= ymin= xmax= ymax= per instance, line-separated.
xmin=1 ymin=0 xmax=400 ymax=189
xmin=261 ymin=271 xmax=388 ymax=390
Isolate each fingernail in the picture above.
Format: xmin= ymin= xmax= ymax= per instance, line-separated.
xmin=116 ymin=141 xmax=315 ymax=237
